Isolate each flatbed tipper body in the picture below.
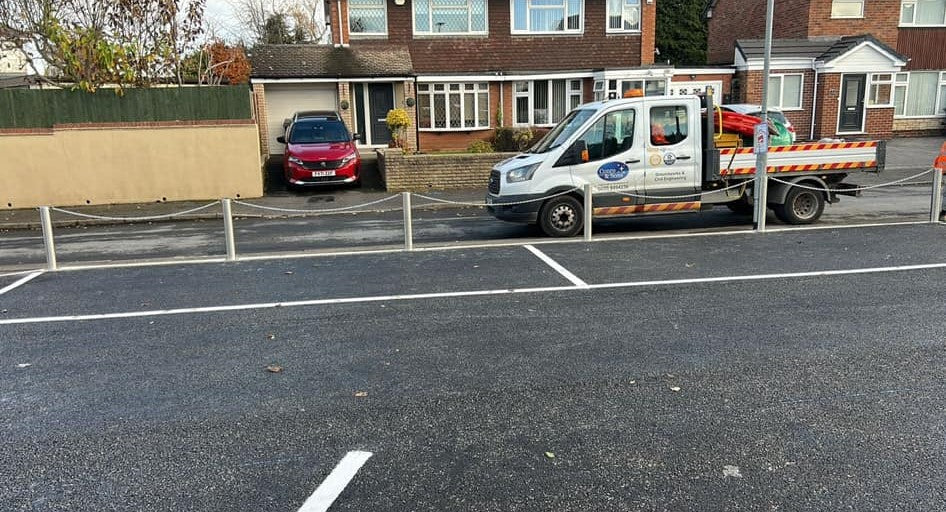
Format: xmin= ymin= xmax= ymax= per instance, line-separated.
xmin=486 ymin=90 xmax=884 ymax=236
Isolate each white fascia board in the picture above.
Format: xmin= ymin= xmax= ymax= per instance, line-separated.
xmin=672 ymin=68 xmax=736 ymax=75
xmin=741 ymin=58 xmax=815 ymax=71
xmin=252 ymin=77 xmax=413 ymax=84
xmin=593 ymin=68 xmax=675 ymax=80
xmin=416 ymin=71 xmax=593 ymax=82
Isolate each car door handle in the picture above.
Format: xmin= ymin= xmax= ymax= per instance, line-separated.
xmin=676 ymin=155 xmax=692 ymax=160
xmin=625 ymin=159 xmax=641 ymax=164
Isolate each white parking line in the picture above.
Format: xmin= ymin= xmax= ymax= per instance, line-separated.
xmin=3 ymin=262 xmax=946 ymax=326
xmin=523 ymin=244 xmax=588 ymax=287
xmin=297 ymin=451 xmax=372 ymax=512
xmin=0 ymin=271 xmax=43 ymax=296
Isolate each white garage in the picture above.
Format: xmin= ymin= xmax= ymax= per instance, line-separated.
xmin=262 ymin=83 xmax=337 ymax=154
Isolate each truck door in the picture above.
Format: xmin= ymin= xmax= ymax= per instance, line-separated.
xmin=567 ymin=106 xmax=645 ymax=207
xmin=644 ymin=102 xmax=701 ymax=204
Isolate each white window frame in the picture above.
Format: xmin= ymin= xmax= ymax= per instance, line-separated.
xmin=867 ymin=73 xmax=894 ymax=108
xmin=513 ymin=79 xmax=584 ymax=126
xmin=830 ymin=0 xmax=864 ymax=18
xmin=416 ymin=82 xmax=491 ymax=131
xmin=893 ymin=71 xmax=946 ymax=118
xmin=766 ymin=73 xmax=804 ymax=111
xmin=606 ymin=0 xmax=642 ymax=33
xmin=413 ymin=0 xmax=488 ymax=36
xmin=348 ymin=0 xmax=388 ymax=36
xmin=900 ymin=0 xmax=946 ymax=26
xmin=510 ymin=0 xmax=584 ymax=35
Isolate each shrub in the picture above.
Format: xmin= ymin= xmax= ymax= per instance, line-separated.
xmin=385 ymin=108 xmax=412 ymax=148
xmin=467 ymin=140 xmax=494 ymax=153
xmin=491 ymin=126 xmax=535 ymax=152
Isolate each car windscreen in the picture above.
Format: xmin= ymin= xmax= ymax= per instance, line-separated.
xmin=288 ymin=120 xmax=350 ymax=144
xmin=527 ymin=109 xmax=597 ymax=153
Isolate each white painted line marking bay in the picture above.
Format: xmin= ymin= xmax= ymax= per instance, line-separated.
xmin=297 ymin=451 xmax=372 ymax=512
xmin=0 ymin=271 xmax=43 ymax=296
xmin=523 ymin=244 xmax=588 ymax=288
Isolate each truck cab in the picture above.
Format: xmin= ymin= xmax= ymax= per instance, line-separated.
xmin=487 ymin=95 xmax=705 ymax=236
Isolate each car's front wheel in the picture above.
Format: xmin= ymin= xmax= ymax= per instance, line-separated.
xmin=538 ymin=195 xmax=584 ymax=237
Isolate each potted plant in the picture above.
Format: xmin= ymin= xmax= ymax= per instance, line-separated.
xmin=385 ymin=108 xmax=412 ymax=149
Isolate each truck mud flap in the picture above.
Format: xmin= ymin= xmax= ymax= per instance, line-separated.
xmin=832 ymin=182 xmax=862 ymax=197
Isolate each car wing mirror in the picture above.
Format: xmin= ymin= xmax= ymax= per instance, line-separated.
xmin=352 ymin=133 xmax=361 ymax=142
xmin=276 ymin=135 xmax=286 ymax=144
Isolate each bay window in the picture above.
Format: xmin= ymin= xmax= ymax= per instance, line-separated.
xmin=414 ymin=0 xmax=487 ymax=35
xmin=511 ymin=0 xmax=583 ymax=33
xmin=766 ymin=74 xmax=803 ymax=110
xmin=900 ymin=0 xmax=946 ymax=25
xmin=607 ymin=0 xmax=641 ymax=32
xmin=349 ymin=0 xmax=387 ymax=35
xmin=417 ymin=83 xmax=490 ymax=130
xmin=513 ymin=79 xmax=583 ymax=126
xmin=894 ymin=71 xmax=946 ymax=117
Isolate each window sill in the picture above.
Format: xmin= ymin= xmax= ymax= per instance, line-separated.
xmin=830 ymin=15 xmax=864 ymax=19
xmin=413 ymin=32 xmax=489 ymax=38
xmin=605 ymin=30 xmax=642 ymax=34
xmin=899 ymin=24 xmax=946 ymax=28
xmin=866 ymin=104 xmax=894 ymax=109
xmin=894 ymin=114 xmax=946 ymax=119
xmin=776 ymin=108 xmax=804 ymax=112
xmin=836 ymin=131 xmax=866 ymax=135
xmin=419 ymin=127 xmax=493 ymax=132
xmin=349 ymin=33 xmax=388 ymax=39
xmin=510 ymin=31 xmax=584 ymax=36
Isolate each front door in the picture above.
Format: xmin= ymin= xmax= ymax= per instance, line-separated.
xmin=368 ymin=83 xmax=394 ymax=145
xmin=838 ymin=74 xmax=866 ymax=133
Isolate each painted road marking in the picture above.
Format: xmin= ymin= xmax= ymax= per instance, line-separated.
xmin=4 ymin=262 xmax=946 ymax=325
xmin=0 ymin=271 xmax=43 ymax=296
xmin=297 ymin=451 xmax=372 ymax=512
xmin=523 ymin=244 xmax=588 ymax=288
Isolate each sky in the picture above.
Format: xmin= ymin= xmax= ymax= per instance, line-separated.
xmin=205 ymin=0 xmax=245 ymax=41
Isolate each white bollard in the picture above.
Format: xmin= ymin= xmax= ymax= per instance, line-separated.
xmin=583 ymin=184 xmax=593 ymax=241
xmin=39 ymin=206 xmax=58 ymax=271
xmin=932 ymin=168 xmax=944 ymax=223
xmin=402 ymin=192 xmax=413 ymax=251
xmin=222 ymin=198 xmax=237 ymax=261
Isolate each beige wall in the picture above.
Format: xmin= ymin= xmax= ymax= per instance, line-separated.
xmin=2 ymin=123 xmax=262 ymax=209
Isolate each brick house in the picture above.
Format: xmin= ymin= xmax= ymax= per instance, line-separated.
xmin=250 ymin=0 xmax=733 ymax=156
xmin=707 ymin=0 xmax=946 ymax=139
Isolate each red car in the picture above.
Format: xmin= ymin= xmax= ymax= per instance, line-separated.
xmin=276 ymin=114 xmax=361 ymax=187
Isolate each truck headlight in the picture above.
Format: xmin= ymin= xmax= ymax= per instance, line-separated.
xmin=506 ymin=163 xmax=540 ymax=183
xmin=288 ymin=156 xmax=304 ymax=166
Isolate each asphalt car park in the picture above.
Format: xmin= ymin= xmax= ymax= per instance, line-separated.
xmin=3 ymin=223 xmax=946 ymax=510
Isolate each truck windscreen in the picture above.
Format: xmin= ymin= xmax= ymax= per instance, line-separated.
xmin=528 ymin=109 xmax=596 ymax=154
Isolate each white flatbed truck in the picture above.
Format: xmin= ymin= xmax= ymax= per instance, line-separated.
xmin=486 ymin=90 xmax=884 ymax=236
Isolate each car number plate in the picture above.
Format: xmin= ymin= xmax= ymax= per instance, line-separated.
xmin=311 ymin=170 xmax=336 ymax=177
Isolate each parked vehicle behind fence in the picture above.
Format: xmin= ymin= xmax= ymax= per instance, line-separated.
xmin=277 ymin=113 xmax=361 ymax=188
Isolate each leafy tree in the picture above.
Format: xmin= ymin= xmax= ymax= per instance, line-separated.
xmin=0 ymin=0 xmax=206 ymax=91
xmin=655 ymin=0 xmax=707 ymax=66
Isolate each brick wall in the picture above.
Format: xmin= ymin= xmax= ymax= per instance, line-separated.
xmin=707 ymin=0 xmax=811 ymax=64
xmin=863 ymin=107 xmax=894 ymax=139
xmin=252 ymin=83 xmax=269 ymax=155
xmin=898 ymin=28 xmax=946 ymax=70
xmin=378 ymin=148 xmax=516 ymax=191
xmin=805 ymin=0 xmax=899 ymax=48
xmin=330 ymin=0 xmax=647 ymax=72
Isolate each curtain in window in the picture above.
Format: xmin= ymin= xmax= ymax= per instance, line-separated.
xmin=533 ymin=80 xmax=549 ymax=124
xmin=766 ymin=77 xmax=781 ymax=108
xmin=530 ymin=7 xmax=565 ymax=31
xmin=906 ymin=72 xmax=938 ymax=116
xmin=916 ymin=0 xmax=946 ymax=24
xmin=782 ymin=75 xmax=802 ymax=109
xmin=608 ymin=0 xmax=623 ymax=29
xmin=513 ymin=0 xmax=528 ymax=30
xmin=552 ymin=80 xmax=567 ymax=122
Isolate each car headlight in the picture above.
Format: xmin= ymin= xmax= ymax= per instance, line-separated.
xmin=506 ymin=163 xmax=540 ymax=183
xmin=288 ymin=156 xmax=304 ymax=166
xmin=340 ymin=153 xmax=357 ymax=164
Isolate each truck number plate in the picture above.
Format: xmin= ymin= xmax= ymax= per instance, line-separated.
xmin=311 ymin=170 xmax=336 ymax=177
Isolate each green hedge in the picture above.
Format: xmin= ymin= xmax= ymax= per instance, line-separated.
xmin=0 ymin=86 xmax=251 ymax=128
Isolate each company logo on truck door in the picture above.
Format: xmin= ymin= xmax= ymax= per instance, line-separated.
xmin=597 ymin=161 xmax=629 ymax=181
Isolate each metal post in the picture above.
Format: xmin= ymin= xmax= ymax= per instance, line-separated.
xmin=932 ymin=168 xmax=944 ymax=223
xmin=754 ymin=0 xmax=775 ymax=233
xmin=39 ymin=206 xmax=57 ymax=271
xmin=222 ymin=198 xmax=237 ymax=261
xmin=583 ymin=183 xmax=593 ymax=241
xmin=402 ymin=192 xmax=413 ymax=251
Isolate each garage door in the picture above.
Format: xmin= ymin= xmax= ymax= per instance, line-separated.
xmin=264 ymin=83 xmax=337 ymax=154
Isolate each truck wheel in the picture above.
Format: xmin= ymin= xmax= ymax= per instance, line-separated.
xmin=774 ymin=186 xmax=825 ymax=224
xmin=539 ymin=195 xmax=583 ymax=237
